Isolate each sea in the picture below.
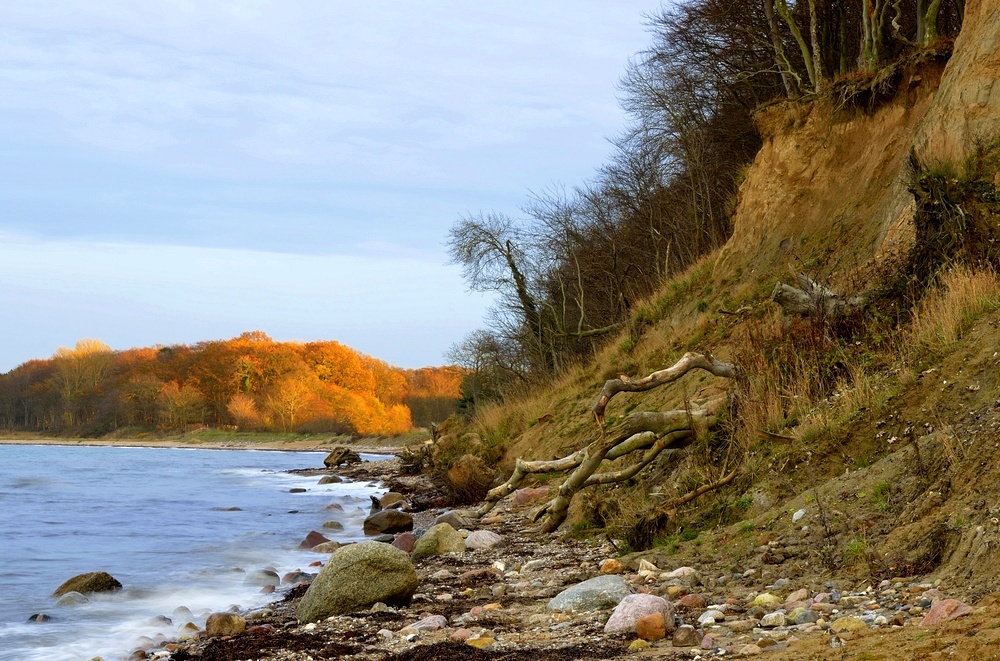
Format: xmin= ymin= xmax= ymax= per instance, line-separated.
xmin=0 ymin=444 xmax=387 ymax=661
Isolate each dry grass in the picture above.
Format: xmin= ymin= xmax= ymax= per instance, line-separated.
xmin=910 ymin=266 xmax=1000 ymax=352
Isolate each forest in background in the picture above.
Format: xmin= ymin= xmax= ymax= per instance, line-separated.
xmin=0 ymin=331 xmax=463 ymax=436
xmin=447 ymin=0 xmax=965 ymax=405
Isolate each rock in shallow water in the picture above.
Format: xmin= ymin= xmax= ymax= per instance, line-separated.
xmin=53 ymin=571 xmax=122 ymax=596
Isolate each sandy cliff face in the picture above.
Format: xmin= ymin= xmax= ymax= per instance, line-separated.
xmin=914 ymin=0 xmax=1000 ymax=169
xmin=717 ymin=1 xmax=1000 ymax=284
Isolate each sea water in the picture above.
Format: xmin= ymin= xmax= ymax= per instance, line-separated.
xmin=0 ymin=444 xmax=387 ymax=661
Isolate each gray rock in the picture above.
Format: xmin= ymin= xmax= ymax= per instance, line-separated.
xmin=318 ymin=475 xmax=343 ymax=484
xmin=465 ymin=530 xmax=502 ymax=550
xmin=364 ymin=510 xmax=414 ymax=536
xmin=604 ymin=593 xmax=676 ymax=634
xmin=297 ymin=542 xmax=417 ymax=623
xmin=410 ymin=523 xmax=466 ymax=561
xmin=548 ymin=575 xmax=632 ymax=612
xmin=322 ymin=520 xmax=344 ymax=531
xmin=53 ymin=571 xmax=122 ymax=596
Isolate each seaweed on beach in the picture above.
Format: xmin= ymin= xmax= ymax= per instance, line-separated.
xmin=172 ymin=630 xmax=360 ymax=661
xmin=378 ymin=641 xmax=627 ymax=661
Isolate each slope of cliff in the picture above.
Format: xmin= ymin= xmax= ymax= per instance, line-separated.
xmin=456 ymin=0 xmax=1000 ymax=601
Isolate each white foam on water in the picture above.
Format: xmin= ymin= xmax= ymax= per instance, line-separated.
xmin=0 ymin=446 xmax=398 ymax=660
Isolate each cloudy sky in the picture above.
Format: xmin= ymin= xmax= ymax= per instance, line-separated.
xmin=0 ymin=1 xmax=661 ymax=371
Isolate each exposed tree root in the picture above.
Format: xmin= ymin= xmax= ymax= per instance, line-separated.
xmin=475 ymin=352 xmax=740 ymax=533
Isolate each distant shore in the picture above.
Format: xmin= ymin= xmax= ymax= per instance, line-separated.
xmin=0 ymin=430 xmax=418 ymax=455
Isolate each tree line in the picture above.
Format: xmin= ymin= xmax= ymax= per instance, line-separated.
xmin=447 ymin=0 xmax=964 ymax=404
xmin=0 ymin=332 xmax=464 ymax=436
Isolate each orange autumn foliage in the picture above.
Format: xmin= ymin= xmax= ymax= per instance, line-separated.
xmin=0 ymin=331 xmax=464 ymax=436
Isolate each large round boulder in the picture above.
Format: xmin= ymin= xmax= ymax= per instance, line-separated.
xmin=297 ymin=541 xmax=417 ymax=623
xmin=53 ymin=571 xmax=122 ymax=597
xmin=604 ymin=593 xmax=676 ymax=634
xmin=410 ymin=523 xmax=466 ymax=562
xmin=363 ymin=510 xmax=413 ymax=535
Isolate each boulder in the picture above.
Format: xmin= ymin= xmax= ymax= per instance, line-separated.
xmin=410 ymin=523 xmax=466 ymax=562
xmin=604 ymin=593 xmax=675 ymax=634
xmin=322 ymin=520 xmax=344 ymax=531
xmin=323 ymin=447 xmax=361 ymax=467
xmin=364 ymin=510 xmax=413 ymax=536
xmin=53 ymin=571 xmax=122 ymax=597
xmin=549 ymin=575 xmax=632 ymax=612
xmin=297 ymin=542 xmax=417 ymax=622
xmin=445 ymin=454 xmax=493 ymax=502
xmin=205 ymin=612 xmax=246 ymax=637
xmin=318 ymin=475 xmax=343 ymax=484
xmin=465 ymin=530 xmax=502 ymax=550
xmin=298 ymin=531 xmax=330 ymax=549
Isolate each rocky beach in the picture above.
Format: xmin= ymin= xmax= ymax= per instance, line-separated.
xmin=63 ymin=450 xmax=990 ymax=661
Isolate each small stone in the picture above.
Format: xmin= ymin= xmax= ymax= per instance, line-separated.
xmin=831 ymin=616 xmax=868 ymax=632
xmin=891 ymin=612 xmax=905 ymax=626
xmin=701 ymin=634 xmax=715 ymax=649
xmin=451 ymin=628 xmax=474 ymax=641
xmin=698 ymin=609 xmax=725 ymax=626
xmin=760 ymin=611 xmax=786 ymax=627
xmin=635 ymin=612 xmax=666 ymax=641
xmin=465 ymin=530 xmax=502 ymax=550
xmin=672 ymin=624 xmax=702 ymax=646
xmin=792 ymin=508 xmax=806 ymax=522
xmin=752 ymin=593 xmax=782 ymax=610
xmin=830 ymin=635 xmax=844 ymax=649
xmin=600 ymin=558 xmax=624 ymax=574
xmin=785 ymin=588 xmax=809 ymax=603
xmin=404 ymin=614 xmax=448 ymax=632
xmin=628 ymin=639 xmax=651 ymax=652
xmin=465 ymin=635 xmax=495 ymax=649
xmin=739 ymin=643 xmax=763 ymax=655
xmin=311 ymin=541 xmax=341 ymax=553
xmin=679 ymin=593 xmax=707 ymax=609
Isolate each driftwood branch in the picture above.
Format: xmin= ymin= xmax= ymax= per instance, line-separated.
xmin=590 ymin=352 xmax=739 ymax=425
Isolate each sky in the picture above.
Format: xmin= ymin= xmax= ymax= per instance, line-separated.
xmin=0 ymin=1 xmax=662 ymax=372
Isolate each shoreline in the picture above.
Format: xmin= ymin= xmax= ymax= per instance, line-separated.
xmin=0 ymin=435 xmax=409 ymax=455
